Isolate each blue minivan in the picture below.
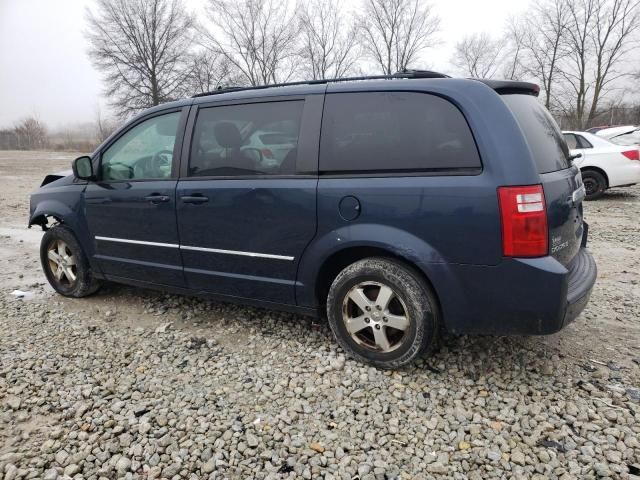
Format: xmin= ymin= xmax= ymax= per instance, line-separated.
xmin=29 ymin=72 xmax=597 ymax=368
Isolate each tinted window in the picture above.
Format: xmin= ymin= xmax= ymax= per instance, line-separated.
xmin=101 ymin=112 xmax=180 ymax=181
xmin=502 ymin=95 xmax=570 ymax=174
xmin=319 ymin=92 xmax=481 ymax=173
xmin=189 ymin=101 xmax=303 ymax=176
xmin=576 ymin=135 xmax=593 ymax=149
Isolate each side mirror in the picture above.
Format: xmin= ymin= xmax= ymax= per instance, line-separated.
xmin=72 ymin=156 xmax=95 ymax=180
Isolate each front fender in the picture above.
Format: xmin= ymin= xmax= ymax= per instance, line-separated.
xmin=295 ymin=223 xmax=451 ymax=308
xmin=28 ymin=199 xmax=75 ymax=228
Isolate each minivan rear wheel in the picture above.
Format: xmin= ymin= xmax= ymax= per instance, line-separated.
xmin=582 ymin=170 xmax=606 ymax=200
xmin=40 ymin=225 xmax=101 ymax=297
xmin=327 ymin=258 xmax=439 ymax=368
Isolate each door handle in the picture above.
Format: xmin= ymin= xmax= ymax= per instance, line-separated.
xmin=181 ymin=195 xmax=209 ymax=204
xmin=144 ymin=194 xmax=170 ymax=204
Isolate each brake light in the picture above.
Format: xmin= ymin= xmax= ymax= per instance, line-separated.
xmin=498 ymin=185 xmax=548 ymax=257
xmin=260 ymin=148 xmax=274 ymax=159
xmin=621 ymin=149 xmax=639 ymax=161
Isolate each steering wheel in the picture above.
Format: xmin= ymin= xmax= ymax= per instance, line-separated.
xmin=151 ymin=150 xmax=173 ymax=178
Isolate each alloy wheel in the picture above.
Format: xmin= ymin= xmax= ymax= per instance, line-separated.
xmin=47 ymin=240 xmax=77 ymax=287
xmin=341 ymin=281 xmax=410 ymax=353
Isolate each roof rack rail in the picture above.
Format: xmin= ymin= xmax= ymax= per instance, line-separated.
xmin=191 ymin=70 xmax=450 ymax=98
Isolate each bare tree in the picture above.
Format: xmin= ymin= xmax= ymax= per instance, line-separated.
xmin=86 ymin=0 xmax=194 ymax=119
xmin=586 ymin=0 xmax=640 ymax=124
xmin=185 ymin=51 xmax=241 ymax=94
xmin=451 ymin=33 xmax=504 ymax=78
xmin=359 ymin=0 xmax=440 ymax=74
xmin=502 ymin=17 xmax=527 ymax=80
xmin=560 ymin=0 xmax=640 ymax=127
xmin=201 ymin=0 xmax=299 ymax=86
xmin=95 ymin=106 xmax=118 ymax=144
xmin=519 ymin=0 xmax=571 ymax=110
xmin=13 ymin=116 xmax=48 ymax=150
xmin=298 ymin=0 xmax=360 ymax=79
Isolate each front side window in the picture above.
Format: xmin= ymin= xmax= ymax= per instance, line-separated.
xmin=101 ymin=112 xmax=181 ymax=181
xmin=319 ymin=92 xmax=481 ymax=173
xmin=189 ymin=101 xmax=304 ymax=177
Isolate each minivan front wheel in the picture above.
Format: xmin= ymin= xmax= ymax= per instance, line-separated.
xmin=40 ymin=225 xmax=101 ymax=297
xmin=327 ymin=258 xmax=439 ymax=368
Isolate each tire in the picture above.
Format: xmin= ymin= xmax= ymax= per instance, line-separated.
xmin=326 ymin=257 xmax=439 ymax=369
xmin=582 ymin=170 xmax=607 ymax=200
xmin=40 ymin=225 xmax=101 ymax=297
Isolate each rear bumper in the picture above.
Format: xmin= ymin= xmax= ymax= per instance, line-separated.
xmin=563 ymin=248 xmax=597 ymax=327
xmin=436 ymin=248 xmax=597 ymax=336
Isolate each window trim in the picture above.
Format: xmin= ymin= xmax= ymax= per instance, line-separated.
xmin=318 ymin=90 xmax=483 ymax=175
xmin=95 ymin=107 xmax=189 ymax=184
xmin=179 ymin=94 xmax=322 ymax=179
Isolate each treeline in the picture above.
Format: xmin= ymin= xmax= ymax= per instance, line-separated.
xmin=0 ymin=111 xmax=117 ymax=152
xmin=3 ymin=0 xmax=638 ymax=151
xmin=451 ymin=0 xmax=640 ymax=129
xmin=85 ymin=0 xmax=639 ymax=131
xmin=85 ymin=0 xmax=441 ymax=119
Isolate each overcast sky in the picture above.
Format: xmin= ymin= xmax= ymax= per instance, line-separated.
xmin=0 ymin=0 xmax=528 ymax=129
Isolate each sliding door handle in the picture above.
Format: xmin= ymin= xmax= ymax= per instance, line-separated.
xmin=181 ymin=195 xmax=209 ymax=204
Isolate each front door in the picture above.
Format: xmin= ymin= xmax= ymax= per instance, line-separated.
xmin=84 ymin=109 xmax=187 ymax=286
xmin=176 ymin=98 xmax=320 ymax=304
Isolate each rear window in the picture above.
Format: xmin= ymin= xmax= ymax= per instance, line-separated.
xmin=502 ymin=95 xmax=570 ymax=173
xmin=319 ymin=92 xmax=481 ymax=173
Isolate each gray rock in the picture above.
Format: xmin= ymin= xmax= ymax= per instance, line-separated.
xmin=115 ymin=457 xmax=131 ymax=474
xmin=246 ymin=432 xmax=259 ymax=448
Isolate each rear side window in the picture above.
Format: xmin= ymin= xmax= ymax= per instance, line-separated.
xmin=189 ymin=101 xmax=303 ymax=177
xmin=319 ymin=92 xmax=481 ymax=173
xmin=502 ymin=95 xmax=570 ymax=174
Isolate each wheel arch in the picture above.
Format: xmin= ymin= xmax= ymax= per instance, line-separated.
xmin=314 ymin=245 xmax=443 ymax=316
xmin=295 ymin=224 xmax=447 ymax=314
xmin=28 ymin=199 xmax=74 ymax=230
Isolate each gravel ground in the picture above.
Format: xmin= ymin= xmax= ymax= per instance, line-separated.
xmin=0 ymin=151 xmax=639 ymax=480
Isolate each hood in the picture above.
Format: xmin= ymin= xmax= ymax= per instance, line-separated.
xmin=40 ymin=169 xmax=74 ymax=187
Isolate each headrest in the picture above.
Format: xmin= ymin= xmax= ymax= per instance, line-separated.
xmin=214 ymin=122 xmax=242 ymax=148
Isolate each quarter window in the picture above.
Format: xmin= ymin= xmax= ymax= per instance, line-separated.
xmin=319 ymin=92 xmax=481 ymax=173
xmin=189 ymin=101 xmax=304 ymax=176
xmin=101 ymin=112 xmax=181 ymax=181
xmin=576 ymin=135 xmax=593 ymax=149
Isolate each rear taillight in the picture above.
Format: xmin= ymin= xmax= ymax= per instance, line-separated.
xmin=498 ymin=185 xmax=548 ymax=257
xmin=260 ymin=148 xmax=274 ymax=159
xmin=621 ymin=149 xmax=639 ymax=161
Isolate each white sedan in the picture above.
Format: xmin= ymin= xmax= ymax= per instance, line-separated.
xmin=563 ymin=131 xmax=640 ymax=200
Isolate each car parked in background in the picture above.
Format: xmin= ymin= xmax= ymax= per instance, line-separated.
xmin=595 ymin=125 xmax=640 ymax=147
xmin=563 ymin=130 xmax=640 ymax=199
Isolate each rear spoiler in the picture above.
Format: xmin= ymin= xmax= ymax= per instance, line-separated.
xmin=475 ymin=79 xmax=540 ymax=97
